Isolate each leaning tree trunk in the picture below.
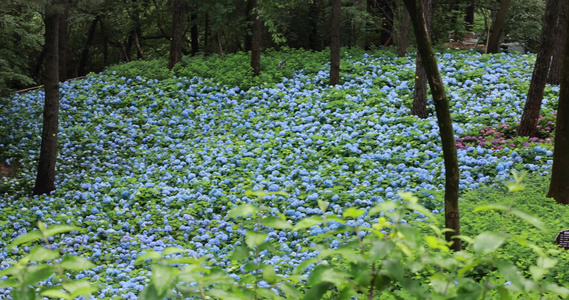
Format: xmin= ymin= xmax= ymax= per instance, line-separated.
xmin=34 ymin=0 xmax=61 ymax=196
xmin=548 ymin=0 xmax=569 ymax=204
xmin=250 ymin=0 xmax=262 ymax=77
xmin=168 ymin=0 xmax=185 ymax=69
xmin=412 ymin=0 xmax=432 ymax=119
xmin=549 ymin=0 xmax=567 ymax=85
xmin=397 ymin=6 xmax=410 ymax=57
xmin=487 ymin=0 xmax=511 ymax=53
xmin=78 ymin=17 xmax=99 ymax=76
xmin=403 ymin=0 xmax=461 ymax=251
xmin=330 ymin=0 xmax=341 ymax=85
xmin=379 ymin=0 xmax=394 ymax=47
xmin=518 ymin=0 xmax=560 ymax=137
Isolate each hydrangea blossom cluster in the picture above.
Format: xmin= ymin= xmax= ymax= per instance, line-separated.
xmin=0 ymin=50 xmax=558 ymax=298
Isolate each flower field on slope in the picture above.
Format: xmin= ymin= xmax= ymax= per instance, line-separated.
xmin=0 ymin=50 xmax=562 ymax=298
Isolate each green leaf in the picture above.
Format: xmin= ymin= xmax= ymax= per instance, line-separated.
xmin=151 ymin=264 xmax=178 ymax=296
xmin=45 ymin=225 xmax=82 ymax=237
xmin=262 ymin=217 xmax=293 ymax=230
xmin=245 ymin=231 xmax=268 ymax=248
xmin=22 ymin=265 xmax=55 ymax=286
xmin=406 ymin=202 xmax=438 ymax=224
xmin=473 ymin=204 xmax=508 ymax=213
xmin=383 ymin=259 xmax=404 ymax=280
xmin=510 ymin=209 xmax=545 ymax=230
xmin=262 ymin=264 xmax=277 ymax=285
xmin=545 ymin=284 xmax=569 ymax=297
xmin=161 ymin=247 xmax=186 ymax=256
xmin=280 ymin=282 xmax=301 ymax=299
xmin=370 ymin=240 xmax=395 ymax=260
xmin=342 ymin=207 xmax=365 ymax=219
xmin=60 ymin=255 xmax=95 ymax=271
xmin=11 ymin=286 xmax=36 ymax=300
xmin=0 ymin=266 xmax=20 ymax=277
xmin=63 ymin=280 xmax=98 ymax=299
xmin=138 ymin=285 xmax=160 ymax=300
xmin=9 ymin=231 xmax=43 ymax=248
xmin=302 ymin=282 xmax=332 ymax=300
xmin=227 ymin=204 xmax=258 ymax=219
xmin=292 ymin=216 xmax=323 ymax=232
xmin=496 ymin=286 xmax=511 ymax=300
xmin=40 ymin=286 xmax=70 ymax=299
xmin=0 ymin=279 xmax=18 ymax=288
xmin=231 ymin=245 xmax=250 ymax=261
xmin=317 ymin=200 xmax=328 ymax=213
xmin=368 ymin=202 xmax=398 ymax=216
xmin=134 ymin=250 xmax=161 ymax=265
xmin=473 ymin=232 xmax=507 ymax=254
xmin=29 ymin=247 xmax=59 ymax=262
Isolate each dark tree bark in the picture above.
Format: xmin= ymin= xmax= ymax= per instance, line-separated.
xmin=58 ymin=0 xmax=68 ymax=81
xmin=204 ymin=12 xmax=210 ymax=56
xmin=464 ymin=0 xmax=475 ymax=31
xmin=250 ymin=0 xmax=262 ymax=77
xmin=549 ymin=0 xmax=567 ymax=85
xmin=244 ymin=0 xmax=254 ymax=52
xmin=397 ymin=6 xmax=410 ymax=57
xmin=168 ymin=0 xmax=186 ymax=69
xmin=78 ymin=17 xmax=99 ymax=76
xmin=548 ymin=1 xmax=569 ymax=204
xmin=330 ymin=0 xmax=341 ymax=85
xmin=379 ymin=0 xmax=394 ymax=47
xmin=34 ymin=0 xmax=61 ymax=196
xmin=518 ymin=0 xmax=560 ymax=137
xmin=308 ymin=0 xmax=321 ymax=51
xmin=487 ymin=0 xmax=511 ymax=53
xmin=403 ymin=0 xmax=461 ymax=251
xmin=412 ymin=0 xmax=432 ymax=119
xmin=190 ymin=13 xmax=199 ymax=55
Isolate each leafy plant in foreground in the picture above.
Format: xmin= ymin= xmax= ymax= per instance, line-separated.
xmin=0 ymin=222 xmax=97 ymax=299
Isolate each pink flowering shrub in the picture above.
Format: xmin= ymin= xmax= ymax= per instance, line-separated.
xmin=456 ymin=113 xmax=556 ymax=150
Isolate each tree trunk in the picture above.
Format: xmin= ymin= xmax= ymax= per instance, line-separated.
xmin=190 ymin=13 xmax=199 ymax=56
xmin=548 ymin=2 xmax=569 ymax=204
xmin=58 ymin=0 xmax=68 ymax=81
xmin=412 ymin=0 xmax=432 ymax=119
xmin=251 ymin=0 xmax=262 ymax=77
xmin=397 ymin=6 xmax=410 ymax=57
xmin=204 ymin=12 xmax=210 ymax=56
xmin=244 ymin=0 xmax=254 ymax=52
xmin=330 ymin=0 xmax=341 ymax=85
xmin=549 ymin=0 xmax=567 ymax=85
xmin=78 ymin=17 xmax=99 ymax=76
xmin=379 ymin=0 xmax=394 ymax=47
xmin=487 ymin=0 xmax=511 ymax=53
xmin=353 ymin=0 xmax=367 ymax=49
xmin=403 ymin=0 xmax=461 ymax=251
xmin=464 ymin=0 xmax=475 ymax=31
xmin=34 ymin=0 xmax=60 ymax=196
xmin=308 ymin=0 xmax=321 ymax=51
xmin=168 ymin=0 xmax=185 ymax=69
xmin=518 ymin=0 xmax=560 ymax=137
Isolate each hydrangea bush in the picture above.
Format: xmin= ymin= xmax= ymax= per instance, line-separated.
xmin=0 ymin=49 xmax=564 ymax=298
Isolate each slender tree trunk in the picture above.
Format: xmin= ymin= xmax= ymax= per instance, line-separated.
xmin=34 ymin=0 xmax=60 ymax=196
xmin=403 ymin=0 xmax=461 ymax=251
xmin=397 ymin=7 xmax=410 ymax=57
xmin=78 ymin=17 xmax=99 ymax=76
xmin=548 ymin=1 xmax=569 ymax=204
xmin=412 ymin=0 xmax=432 ymax=119
xmin=487 ymin=0 xmax=511 ymax=54
xmin=308 ymin=0 xmax=321 ymax=51
xmin=464 ymin=0 xmax=475 ymax=31
xmin=168 ymin=0 xmax=185 ymax=69
xmin=379 ymin=0 xmax=394 ymax=47
xmin=251 ymin=0 xmax=262 ymax=77
xmin=354 ymin=0 xmax=367 ymax=49
xmin=58 ymin=0 xmax=68 ymax=81
xmin=518 ymin=0 xmax=560 ymax=137
xmin=549 ymin=0 xmax=567 ymax=85
xmin=190 ymin=13 xmax=199 ymax=55
xmin=330 ymin=0 xmax=341 ymax=85
xmin=204 ymin=12 xmax=210 ymax=56
xmin=134 ymin=29 xmax=147 ymax=60
xmin=244 ymin=0 xmax=254 ymax=52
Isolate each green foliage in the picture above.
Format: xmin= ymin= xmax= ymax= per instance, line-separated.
xmin=104 ymin=59 xmax=173 ymax=81
xmin=0 ymin=222 xmax=98 ymax=300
